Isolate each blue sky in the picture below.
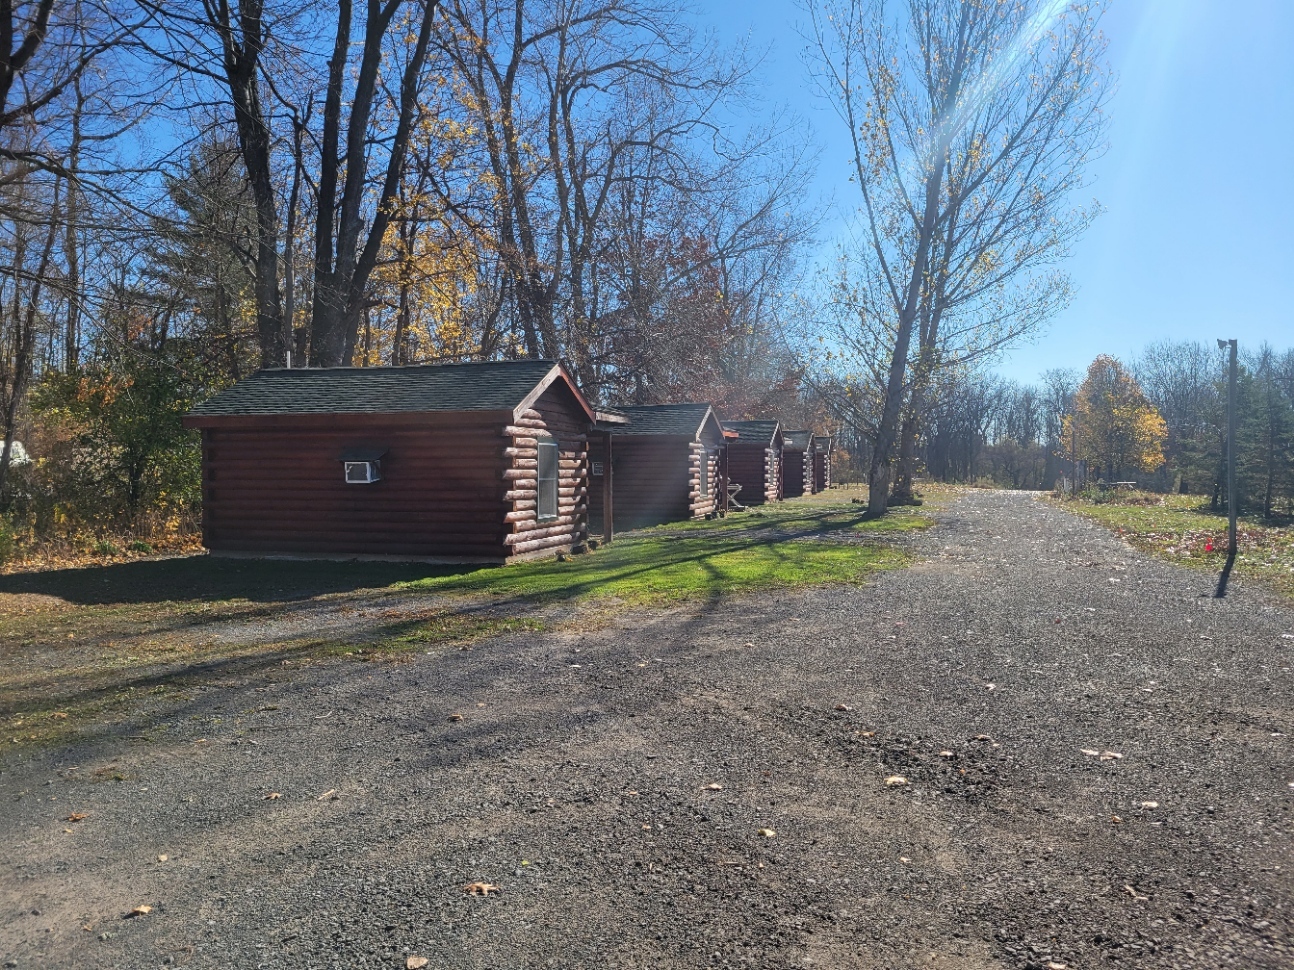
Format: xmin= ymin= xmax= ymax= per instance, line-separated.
xmin=701 ymin=0 xmax=1294 ymax=383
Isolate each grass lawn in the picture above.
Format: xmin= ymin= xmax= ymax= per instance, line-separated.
xmin=0 ymin=497 xmax=931 ymax=754
xmin=1048 ymin=491 xmax=1294 ymax=601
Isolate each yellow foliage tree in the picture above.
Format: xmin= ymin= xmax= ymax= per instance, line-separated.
xmin=1064 ymin=355 xmax=1167 ymax=480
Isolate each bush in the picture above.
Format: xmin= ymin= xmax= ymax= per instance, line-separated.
xmin=0 ymin=517 xmax=16 ymax=565
xmin=93 ymin=539 xmax=121 ymax=556
xmin=128 ymin=539 xmax=152 ymax=554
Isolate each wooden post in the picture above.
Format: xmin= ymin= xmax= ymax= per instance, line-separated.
xmin=602 ymin=429 xmax=614 ymax=545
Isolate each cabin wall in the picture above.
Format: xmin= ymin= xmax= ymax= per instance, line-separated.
xmin=199 ymin=413 xmax=511 ymax=560
xmin=782 ymin=449 xmax=810 ymax=498
xmin=765 ymin=446 xmax=782 ymax=503
xmin=503 ymin=386 xmax=590 ymax=559
xmin=585 ymin=436 xmax=690 ymax=531
xmin=727 ymin=441 xmax=771 ymax=505
xmin=813 ymin=450 xmax=832 ymax=491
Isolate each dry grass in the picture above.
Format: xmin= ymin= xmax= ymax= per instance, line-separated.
xmin=1048 ymin=491 xmax=1294 ymax=602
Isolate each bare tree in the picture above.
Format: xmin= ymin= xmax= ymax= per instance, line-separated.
xmin=804 ymin=0 xmax=1110 ymax=515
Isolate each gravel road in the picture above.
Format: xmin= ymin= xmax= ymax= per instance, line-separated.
xmin=3 ymin=489 xmax=1293 ymax=970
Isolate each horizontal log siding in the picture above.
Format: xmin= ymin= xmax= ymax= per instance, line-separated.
xmin=726 ymin=441 xmax=772 ymax=506
xmin=201 ymin=413 xmax=513 ymax=558
xmin=765 ymin=447 xmax=782 ymax=503
xmin=813 ymin=451 xmax=831 ymax=491
xmin=781 ymin=448 xmax=810 ymax=499
xmin=504 ymin=391 xmax=589 ymax=558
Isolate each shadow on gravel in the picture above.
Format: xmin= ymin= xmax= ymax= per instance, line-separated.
xmin=1215 ymin=548 xmax=1237 ymax=599
xmin=0 ymin=555 xmax=472 ymax=606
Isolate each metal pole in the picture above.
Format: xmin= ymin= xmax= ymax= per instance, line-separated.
xmin=1227 ymin=338 xmax=1238 ymax=553
xmin=1217 ymin=337 xmax=1238 ymax=552
xmin=1071 ymin=412 xmax=1078 ymax=496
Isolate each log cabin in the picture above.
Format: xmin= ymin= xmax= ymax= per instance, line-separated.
xmin=780 ymin=430 xmax=814 ymax=499
xmin=587 ymin=403 xmax=727 ymax=533
xmin=183 ymin=360 xmax=595 ymax=563
xmin=723 ymin=420 xmax=783 ymax=506
xmin=812 ymin=434 xmax=834 ymax=492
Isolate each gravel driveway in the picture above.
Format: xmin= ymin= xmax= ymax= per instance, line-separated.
xmin=3 ymin=489 xmax=1293 ymax=970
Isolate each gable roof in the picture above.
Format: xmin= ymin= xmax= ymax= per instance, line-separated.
xmin=783 ymin=430 xmax=813 ymax=450
xmin=597 ymin=403 xmax=718 ymax=438
xmin=187 ymin=360 xmax=592 ymax=420
xmin=813 ymin=434 xmax=834 ymax=453
xmin=724 ymin=420 xmax=781 ymax=446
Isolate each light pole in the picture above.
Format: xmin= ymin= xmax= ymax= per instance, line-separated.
xmin=1217 ymin=337 xmax=1238 ymax=553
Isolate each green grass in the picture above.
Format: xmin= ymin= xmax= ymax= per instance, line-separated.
xmin=0 ymin=497 xmax=930 ymax=755
xmin=1049 ymin=491 xmax=1294 ymax=601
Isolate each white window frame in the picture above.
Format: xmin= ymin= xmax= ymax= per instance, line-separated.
xmin=537 ymin=439 xmax=559 ymax=521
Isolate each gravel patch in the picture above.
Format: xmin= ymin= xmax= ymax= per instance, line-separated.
xmin=1 ymin=489 xmax=1292 ymax=969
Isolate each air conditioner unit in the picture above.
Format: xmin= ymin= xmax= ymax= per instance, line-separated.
xmin=344 ymin=460 xmax=380 ymax=484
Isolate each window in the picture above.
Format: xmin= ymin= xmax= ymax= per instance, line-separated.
xmin=697 ymin=449 xmax=709 ymax=498
xmin=537 ymin=439 xmax=559 ymax=520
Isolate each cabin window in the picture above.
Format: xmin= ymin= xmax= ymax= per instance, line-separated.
xmin=697 ymin=450 xmax=709 ymax=498
xmin=343 ymin=460 xmax=381 ymax=484
xmin=537 ymin=439 xmax=559 ymax=521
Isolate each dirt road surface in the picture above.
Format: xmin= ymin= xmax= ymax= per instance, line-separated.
xmin=3 ymin=490 xmax=1292 ymax=969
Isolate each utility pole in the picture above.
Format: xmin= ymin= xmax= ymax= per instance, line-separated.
xmin=1071 ymin=410 xmax=1079 ymax=496
xmin=1217 ymin=338 xmax=1238 ymax=553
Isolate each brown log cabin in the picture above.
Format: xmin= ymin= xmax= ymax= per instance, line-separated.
xmin=587 ymin=404 xmax=728 ymax=533
xmin=723 ymin=420 xmax=783 ymax=506
xmin=812 ymin=434 xmax=834 ymax=491
xmin=183 ymin=360 xmax=595 ymax=563
xmin=780 ymin=430 xmax=814 ymax=498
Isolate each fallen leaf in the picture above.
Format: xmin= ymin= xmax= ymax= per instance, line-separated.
xmin=1046 ymin=962 xmax=1068 ymax=969
xmin=1140 ymin=801 xmax=1159 ymax=809
xmin=125 ymin=905 xmax=152 ymax=918
xmin=939 ymin=750 xmax=953 ymax=757
xmin=641 ymin=823 xmax=652 ymax=830
xmin=974 ymin=734 xmax=993 ymax=741
xmin=1124 ymin=884 xmax=1148 ymax=901
xmin=884 ymin=776 xmax=908 ymax=787
xmin=1080 ymin=748 xmax=1100 ymax=757
xmin=407 ymin=958 xmax=430 ymax=969
xmin=757 ymin=828 xmax=776 ymax=837
xmin=449 ymin=714 xmax=463 ymax=722
xmin=157 ymin=854 xmax=168 ymax=862
xmin=1099 ymin=751 xmax=1123 ymax=761
xmin=703 ymin=783 xmax=723 ymax=791
xmin=63 ymin=828 xmax=72 ymax=834
xmin=985 ymin=683 xmax=996 ymax=691
xmin=463 ymin=882 xmax=500 ymax=897
xmin=1111 ymin=815 xmax=1123 ymax=824
xmin=858 ymin=731 xmax=876 ymax=738
xmin=264 ymin=792 xmax=282 ymax=800
xmin=67 ymin=812 xmax=89 ymax=823
xmin=834 ymin=704 xmax=853 ymax=712
xmin=316 ymin=789 xmax=337 ymax=801
xmin=51 ymin=712 xmax=68 ymax=720
xmin=899 ymin=856 xmax=911 ymax=863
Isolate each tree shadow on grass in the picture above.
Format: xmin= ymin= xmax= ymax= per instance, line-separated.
xmin=0 ymin=555 xmax=488 ymax=607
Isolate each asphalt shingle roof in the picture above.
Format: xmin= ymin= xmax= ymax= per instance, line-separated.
xmin=188 ymin=360 xmax=560 ymax=417
xmin=724 ymin=420 xmax=780 ymax=445
xmin=596 ymin=403 xmax=715 ymax=437
xmin=783 ymin=430 xmax=813 ymax=450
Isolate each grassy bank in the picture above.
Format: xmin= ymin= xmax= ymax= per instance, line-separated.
xmin=1048 ymin=491 xmax=1294 ymax=601
xmin=0 ymin=498 xmax=931 ymax=753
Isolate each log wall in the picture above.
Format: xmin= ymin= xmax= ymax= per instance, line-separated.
xmin=199 ymin=412 xmax=513 ymax=559
xmin=728 ymin=441 xmax=781 ymax=506
xmin=781 ymin=448 xmax=811 ymax=498
xmin=503 ymin=384 xmax=590 ymax=558
xmin=813 ymin=449 xmax=831 ymax=491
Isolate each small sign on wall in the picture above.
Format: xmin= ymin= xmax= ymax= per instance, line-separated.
xmin=591 ymin=461 xmax=604 ymax=476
